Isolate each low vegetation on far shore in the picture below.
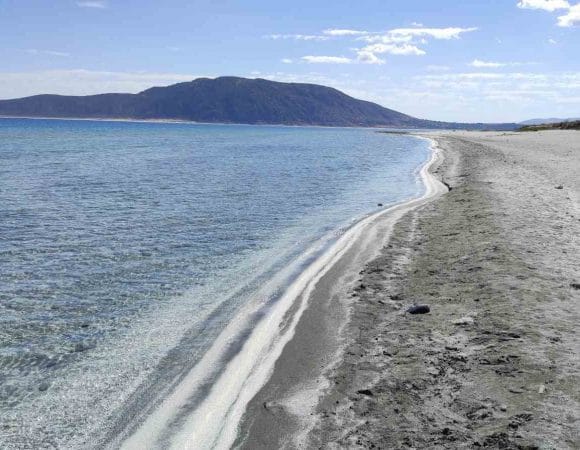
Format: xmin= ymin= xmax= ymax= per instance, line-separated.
xmin=518 ymin=120 xmax=580 ymax=132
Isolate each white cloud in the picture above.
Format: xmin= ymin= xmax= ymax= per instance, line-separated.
xmin=281 ymin=58 xmax=293 ymax=64
xmin=323 ymin=29 xmax=369 ymax=36
xmin=77 ymin=1 xmax=107 ymax=8
xmin=353 ymin=26 xmax=475 ymax=62
xmin=265 ymin=34 xmax=329 ymax=41
xmin=558 ymin=3 xmax=580 ymax=26
xmin=301 ymin=55 xmax=352 ymax=64
xmin=356 ymin=51 xmax=385 ymax=65
xmin=0 ymin=69 xmax=199 ymax=99
xmin=469 ymin=59 xmax=536 ymax=68
xmin=388 ymin=27 xmax=478 ymax=40
xmin=548 ymin=38 xmax=558 ymax=43
xmin=517 ymin=0 xmax=570 ymax=11
xmin=26 ymin=49 xmax=70 ymax=57
xmin=470 ymin=59 xmax=507 ymax=68
xmin=411 ymin=22 xmax=424 ymax=27
xmin=269 ymin=25 xmax=476 ymax=67
xmin=361 ymin=43 xmax=426 ymax=56
xmin=359 ymin=34 xmax=414 ymax=44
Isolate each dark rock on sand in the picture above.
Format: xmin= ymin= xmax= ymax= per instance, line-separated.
xmin=356 ymin=389 xmax=374 ymax=396
xmin=73 ymin=342 xmax=95 ymax=353
xmin=406 ymin=304 xmax=430 ymax=314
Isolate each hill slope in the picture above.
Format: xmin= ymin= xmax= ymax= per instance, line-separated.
xmin=0 ymin=76 xmax=516 ymax=130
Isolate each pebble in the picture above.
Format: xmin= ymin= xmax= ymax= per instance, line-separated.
xmin=407 ymin=304 xmax=430 ymax=314
xmin=357 ymin=389 xmax=374 ymax=396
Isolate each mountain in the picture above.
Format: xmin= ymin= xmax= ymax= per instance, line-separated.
xmin=0 ymin=76 xmax=516 ymax=130
xmin=519 ymin=118 xmax=580 ymax=126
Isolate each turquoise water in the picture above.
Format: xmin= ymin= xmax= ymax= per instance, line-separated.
xmin=0 ymin=118 xmax=430 ymax=448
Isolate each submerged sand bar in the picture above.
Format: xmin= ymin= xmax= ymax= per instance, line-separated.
xmin=238 ymin=130 xmax=580 ymax=449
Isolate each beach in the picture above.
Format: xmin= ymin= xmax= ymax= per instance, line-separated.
xmin=237 ymin=130 xmax=580 ymax=449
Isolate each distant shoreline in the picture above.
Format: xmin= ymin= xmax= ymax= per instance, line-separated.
xmin=0 ymin=115 xmax=401 ymax=130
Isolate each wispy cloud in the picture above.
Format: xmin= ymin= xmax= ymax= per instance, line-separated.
xmin=387 ymin=27 xmax=478 ymax=40
xmin=281 ymin=58 xmax=293 ymax=64
xmin=26 ymin=49 xmax=70 ymax=57
xmin=427 ymin=65 xmax=451 ymax=72
xmin=301 ymin=55 xmax=352 ymax=64
xmin=77 ymin=1 xmax=107 ymax=8
xmin=265 ymin=34 xmax=329 ymax=41
xmin=469 ymin=59 xmax=534 ymax=68
xmin=323 ymin=29 xmax=369 ymax=36
xmin=470 ymin=59 xmax=508 ymax=68
xmin=360 ymin=43 xmax=426 ymax=56
xmin=517 ymin=0 xmax=570 ymax=11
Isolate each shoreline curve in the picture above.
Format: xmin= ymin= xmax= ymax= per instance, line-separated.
xmin=119 ymin=137 xmax=447 ymax=450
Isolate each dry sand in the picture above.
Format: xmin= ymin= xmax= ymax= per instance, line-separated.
xmin=236 ymin=130 xmax=580 ymax=449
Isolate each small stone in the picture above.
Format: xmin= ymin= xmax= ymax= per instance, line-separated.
xmin=499 ymin=405 xmax=507 ymax=412
xmin=555 ymin=185 xmax=564 ymax=189
xmin=357 ymin=389 xmax=374 ymax=396
xmin=406 ymin=304 xmax=430 ymax=314
xmin=38 ymin=382 xmax=50 ymax=392
xmin=377 ymin=203 xmax=383 ymax=207
xmin=73 ymin=342 xmax=95 ymax=353
xmin=538 ymin=384 xmax=546 ymax=394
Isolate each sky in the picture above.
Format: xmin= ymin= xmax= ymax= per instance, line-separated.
xmin=0 ymin=0 xmax=579 ymax=122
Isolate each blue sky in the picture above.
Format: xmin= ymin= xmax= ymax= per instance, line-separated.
xmin=0 ymin=0 xmax=578 ymax=122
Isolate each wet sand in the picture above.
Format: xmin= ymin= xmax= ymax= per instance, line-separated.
xmin=236 ymin=130 xmax=580 ymax=449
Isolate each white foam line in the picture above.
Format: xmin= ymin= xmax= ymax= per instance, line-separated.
xmin=120 ymin=138 xmax=445 ymax=450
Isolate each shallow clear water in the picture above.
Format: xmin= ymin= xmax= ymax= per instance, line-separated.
xmin=0 ymin=118 xmax=430 ymax=448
